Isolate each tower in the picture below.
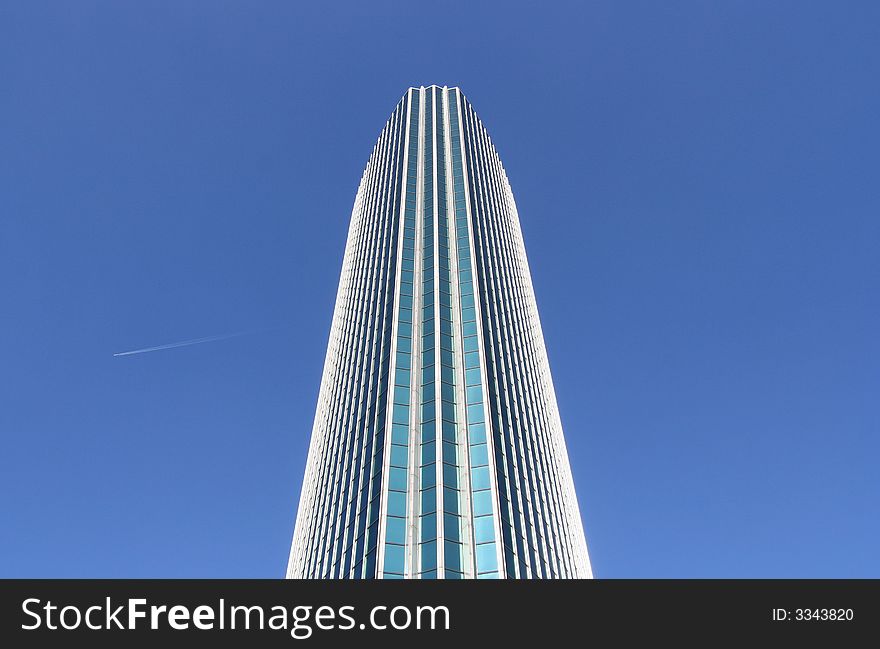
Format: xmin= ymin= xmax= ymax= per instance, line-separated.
xmin=288 ymin=87 xmax=591 ymax=579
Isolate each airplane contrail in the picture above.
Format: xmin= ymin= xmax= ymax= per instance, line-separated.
xmin=113 ymin=331 xmax=256 ymax=357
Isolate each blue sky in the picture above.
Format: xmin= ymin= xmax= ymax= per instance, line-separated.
xmin=1 ymin=1 xmax=877 ymax=578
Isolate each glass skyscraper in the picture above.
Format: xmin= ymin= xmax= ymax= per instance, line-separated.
xmin=287 ymin=86 xmax=591 ymax=579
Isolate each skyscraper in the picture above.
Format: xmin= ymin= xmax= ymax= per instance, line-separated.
xmin=287 ymin=86 xmax=591 ymax=579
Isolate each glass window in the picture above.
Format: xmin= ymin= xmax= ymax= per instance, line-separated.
xmin=421 ymin=487 xmax=436 ymax=514
xmin=444 ymin=513 xmax=460 ymax=543
xmin=392 ymin=404 xmax=409 ymax=425
xmin=442 ymin=463 xmax=458 ymax=489
xmin=387 ymin=491 xmax=407 ymax=516
xmin=476 ymin=543 xmax=498 ymax=573
xmin=442 ymin=441 xmax=457 ymax=464
xmin=421 ymin=540 xmax=437 ymax=571
xmin=384 ymin=544 xmax=405 ymax=575
xmin=472 ymin=489 xmax=493 ymax=516
xmin=470 ymin=443 xmax=489 ymax=467
xmin=421 ymin=463 xmax=436 ymax=489
xmin=386 ymin=516 xmax=406 ymax=544
xmin=471 ymin=465 xmax=490 ymax=490
xmin=421 ymin=513 xmax=437 ymax=542
xmin=390 ymin=444 xmax=408 ymax=468
xmin=389 ymin=467 xmax=407 ymax=491
xmin=474 ymin=515 xmax=495 ymax=543
xmin=421 ymin=440 xmax=436 ymax=464
xmin=443 ymin=487 xmax=460 ymax=515
xmin=467 ymin=403 xmax=485 ymax=423
xmin=441 ymin=348 xmax=454 ymax=366
xmin=469 ymin=422 xmax=486 ymax=443
xmin=444 ymin=540 xmax=462 ymax=572
xmin=391 ymin=423 xmax=408 ymax=444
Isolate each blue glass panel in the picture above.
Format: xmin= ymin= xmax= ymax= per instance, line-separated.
xmin=421 ymin=440 xmax=436 ymax=464
xmin=442 ymin=441 xmax=457 ymax=464
xmin=392 ymin=404 xmax=409 ymax=424
xmin=472 ymin=489 xmax=493 ymax=516
xmin=476 ymin=543 xmax=498 ymax=572
xmin=389 ymin=467 xmax=407 ymax=491
xmin=390 ymin=444 xmax=408 ymax=468
xmin=444 ymin=513 xmax=460 ymax=542
xmin=421 ymin=540 xmax=437 ymax=571
xmin=443 ymin=487 xmax=460 ymax=515
xmin=386 ymin=516 xmax=406 ymax=544
xmin=474 ymin=515 xmax=495 ymax=543
xmin=384 ymin=544 xmax=405 ymax=575
xmin=471 ymin=465 xmax=490 ymax=490
xmin=442 ymin=462 xmax=458 ymax=489
xmin=444 ymin=540 xmax=462 ymax=572
xmin=421 ymin=463 xmax=436 ymax=489
xmin=467 ymin=403 xmax=485 ymax=423
xmin=468 ymin=422 xmax=486 ymax=443
xmin=391 ymin=423 xmax=408 ymax=444
xmin=421 ymin=487 xmax=436 ymax=514
xmin=470 ymin=443 xmax=489 ymax=467
xmin=387 ymin=491 xmax=407 ymax=516
xmin=421 ymin=513 xmax=437 ymax=542
xmin=393 ymin=385 xmax=409 ymax=405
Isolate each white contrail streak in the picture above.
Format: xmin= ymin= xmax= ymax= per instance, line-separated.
xmin=113 ymin=331 xmax=254 ymax=357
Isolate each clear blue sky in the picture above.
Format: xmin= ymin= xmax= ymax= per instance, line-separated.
xmin=1 ymin=1 xmax=877 ymax=578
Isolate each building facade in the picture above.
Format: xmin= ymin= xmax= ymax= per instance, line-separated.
xmin=287 ymin=86 xmax=591 ymax=579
